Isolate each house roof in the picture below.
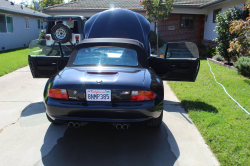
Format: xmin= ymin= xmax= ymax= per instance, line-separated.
xmin=174 ymin=0 xmax=217 ymax=6
xmin=0 ymin=0 xmax=49 ymax=17
xmin=44 ymin=0 xmax=142 ymax=11
xmin=43 ymin=0 xmax=224 ymax=12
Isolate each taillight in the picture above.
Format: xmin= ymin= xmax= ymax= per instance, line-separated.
xmin=48 ymin=89 xmax=69 ymax=100
xmin=130 ymin=91 xmax=155 ymax=101
xmin=69 ymin=18 xmax=72 ymax=21
xmin=75 ymin=35 xmax=79 ymax=40
xmin=46 ymin=35 xmax=50 ymax=40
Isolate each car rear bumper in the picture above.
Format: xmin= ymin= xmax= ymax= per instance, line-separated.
xmin=45 ymin=98 xmax=163 ymax=123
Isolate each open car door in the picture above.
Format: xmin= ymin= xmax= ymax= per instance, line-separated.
xmin=148 ymin=42 xmax=200 ymax=82
xmin=28 ymin=39 xmax=72 ymax=78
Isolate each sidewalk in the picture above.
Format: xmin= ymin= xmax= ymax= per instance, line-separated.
xmin=163 ymin=81 xmax=219 ymax=166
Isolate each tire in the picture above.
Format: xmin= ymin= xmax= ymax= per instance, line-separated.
xmin=46 ymin=113 xmax=61 ymax=125
xmin=51 ymin=24 xmax=72 ymax=43
xmin=147 ymin=111 xmax=163 ymax=127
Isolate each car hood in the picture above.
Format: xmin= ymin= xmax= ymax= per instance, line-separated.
xmin=52 ymin=67 xmax=147 ymax=90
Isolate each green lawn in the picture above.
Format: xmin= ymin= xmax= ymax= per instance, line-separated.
xmin=168 ymin=60 xmax=250 ymax=165
xmin=0 ymin=47 xmax=29 ymax=77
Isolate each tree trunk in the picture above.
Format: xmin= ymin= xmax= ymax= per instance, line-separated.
xmin=154 ymin=22 xmax=156 ymax=33
xmin=156 ymin=22 xmax=158 ymax=53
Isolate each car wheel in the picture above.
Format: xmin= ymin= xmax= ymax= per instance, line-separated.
xmin=51 ymin=24 xmax=72 ymax=43
xmin=147 ymin=111 xmax=163 ymax=127
xmin=46 ymin=113 xmax=61 ymax=125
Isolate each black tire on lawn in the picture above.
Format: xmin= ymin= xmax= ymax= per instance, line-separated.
xmin=51 ymin=24 xmax=72 ymax=43
xmin=147 ymin=111 xmax=163 ymax=127
xmin=46 ymin=113 xmax=61 ymax=125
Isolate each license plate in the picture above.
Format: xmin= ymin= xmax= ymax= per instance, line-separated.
xmin=86 ymin=89 xmax=111 ymax=101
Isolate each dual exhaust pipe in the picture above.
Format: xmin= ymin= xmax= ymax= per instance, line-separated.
xmin=114 ymin=123 xmax=129 ymax=130
xmin=68 ymin=122 xmax=88 ymax=128
xmin=68 ymin=122 xmax=130 ymax=130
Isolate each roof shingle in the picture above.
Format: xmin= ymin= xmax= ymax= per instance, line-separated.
xmin=43 ymin=0 xmax=222 ymax=11
xmin=0 ymin=0 xmax=49 ymax=17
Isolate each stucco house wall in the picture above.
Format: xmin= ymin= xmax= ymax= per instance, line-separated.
xmin=0 ymin=0 xmax=49 ymax=51
xmin=203 ymin=0 xmax=245 ymax=41
xmin=0 ymin=10 xmax=46 ymax=50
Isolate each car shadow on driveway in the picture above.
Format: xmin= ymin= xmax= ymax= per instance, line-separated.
xmin=21 ymin=102 xmax=45 ymax=117
xmin=40 ymin=122 xmax=179 ymax=166
xmin=19 ymin=102 xmax=47 ymax=127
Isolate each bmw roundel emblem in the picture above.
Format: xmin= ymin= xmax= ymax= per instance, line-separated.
xmin=73 ymin=90 xmax=77 ymax=95
xmin=96 ymin=80 xmax=103 ymax=84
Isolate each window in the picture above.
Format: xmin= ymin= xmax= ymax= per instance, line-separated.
xmin=153 ymin=44 xmax=166 ymax=59
xmin=0 ymin=14 xmax=6 ymax=32
xmin=166 ymin=42 xmax=199 ymax=58
xmin=62 ymin=21 xmax=74 ymax=28
xmin=180 ymin=15 xmax=194 ymax=29
xmin=38 ymin=19 xmax=43 ymax=29
xmin=40 ymin=19 xmax=43 ymax=29
xmin=37 ymin=19 xmax=40 ymax=29
xmin=0 ymin=14 xmax=13 ymax=33
xmin=213 ymin=8 xmax=221 ymax=23
xmin=74 ymin=46 xmax=138 ymax=66
xmin=6 ymin=15 xmax=13 ymax=33
xmin=25 ymin=17 xmax=29 ymax=29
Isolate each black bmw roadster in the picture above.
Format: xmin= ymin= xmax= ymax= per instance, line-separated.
xmin=28 ymin=9 xmax=200 ymax=129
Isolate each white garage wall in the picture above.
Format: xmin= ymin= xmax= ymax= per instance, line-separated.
xmin=0 ymin=10 xmax=46 ymax=51
xmin=203 ymin=0 xmax=245 ymax=41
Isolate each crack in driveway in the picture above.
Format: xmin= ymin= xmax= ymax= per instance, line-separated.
xmin=0 ymin=102 xmax=42 ymax=132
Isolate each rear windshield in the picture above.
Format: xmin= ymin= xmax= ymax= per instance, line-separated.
xmin=74 ymin=46 xmax=138 ymax=66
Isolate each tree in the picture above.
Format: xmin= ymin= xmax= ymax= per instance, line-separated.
xmin=40 ymin=0 xmax=65 ymax=7
xmin=20 ymin=0 xmax=65 ymax=11
xmin=141 ymin=0 xmax=173 ymax=52
xmin=20 ymin=0 xmax=31 ymax=8
xmin=213 ymin=7 xmax=243 ymax=63
xmin=228 ymin=0 xmax=250 ymax=57
xmin=27 ymin=0 xmax=65 ymax=10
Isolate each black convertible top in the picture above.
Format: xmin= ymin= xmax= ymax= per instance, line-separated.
xmin=84 ymin=9 xmax=150 ymax=55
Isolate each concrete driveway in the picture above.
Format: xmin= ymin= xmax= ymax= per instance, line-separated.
xmin=0 ymin=66 xmax=219 ymax=166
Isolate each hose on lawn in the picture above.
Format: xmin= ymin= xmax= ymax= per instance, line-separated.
xmin=207 ymin=58 xmax=250 ymax=116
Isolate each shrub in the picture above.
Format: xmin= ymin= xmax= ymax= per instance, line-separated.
xmin=234 ymin=56 xmax=250 ymax=77
xmin=212 ymin=55 xmax=224 ymax=61
xmin=37 ymin=29 xmax=46 ymax=45
xmin=38 ymin=29 xmax=46 ymax=40
xmin=214 ymin=7 xmax=243 ymax=63
xmin=201 ymin=45 xmax=216 ymax=58
xmin=228 ymin=1 xmax=250 ymax=57
xmin=197 ymin=44 xmax=206 ymax=49
xmin=149 ymin=31 xmax=164 ymax=48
